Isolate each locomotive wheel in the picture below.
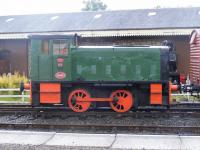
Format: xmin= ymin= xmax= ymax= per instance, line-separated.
xmin=109 ymin=90 xmax=133 ymax=113
xmin=68 ymin=89 xmax=91 ymax=112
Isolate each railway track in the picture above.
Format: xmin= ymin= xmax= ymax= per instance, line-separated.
xmin=0 ymin=107 xmax=199 ymax=118
xmin=0 ymin=104 xmax=32 ymax=114
xmin=0 ymin=103 xmax=199 ymax=134
xmin=1 ymin=103 xmax=200 ymax=117
xmin=0 ymin=122 xmax=200 ymax=134
xmin=0 ymin=103 xmax=200 ymax=118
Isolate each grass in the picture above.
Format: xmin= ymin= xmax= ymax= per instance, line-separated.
xmin=0 ymin=97 xmax=30 ymax=102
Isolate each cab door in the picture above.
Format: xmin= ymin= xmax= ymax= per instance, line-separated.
xmin=52 ymin=39 xmax=71 ymax=81
xmin=38 ymin=40 xmax=53 ymax=80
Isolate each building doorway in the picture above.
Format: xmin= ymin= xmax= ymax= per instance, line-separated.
xmin=0 ymin=50 xmax=11 ymax=74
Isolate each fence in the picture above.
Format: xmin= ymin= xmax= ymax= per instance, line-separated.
xmin=0 ymin=88 xmax=30 ymax=102
xmin=0 ymin=89 xmax=197 ymax=102
xmin=172 ymin=92 xmax=200 ymax=101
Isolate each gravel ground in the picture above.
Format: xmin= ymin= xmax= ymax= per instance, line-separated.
xmin=0 ymin=112 xmax=199 ymax=129
xmin=0 ymin=111 xmax=198 ymax=135
xmin=1 ymin=113 xmax=200 ymax=127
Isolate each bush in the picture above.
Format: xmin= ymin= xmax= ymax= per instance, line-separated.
xmin=0 ymin=72 xmax=28 ymax=88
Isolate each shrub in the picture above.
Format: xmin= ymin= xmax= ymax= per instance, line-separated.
xmin=0 ymin=72 xmax=28 ymax=88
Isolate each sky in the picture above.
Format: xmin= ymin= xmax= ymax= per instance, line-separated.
xmin=0 ymin=0 xmax=200 ymax=16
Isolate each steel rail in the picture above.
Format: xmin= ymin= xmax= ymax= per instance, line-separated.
xmin=0 ymin=103 xmax=200 ymax=117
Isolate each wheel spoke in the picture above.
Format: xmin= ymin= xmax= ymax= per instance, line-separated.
xmin=75 ymin=104 xmax=79 ymax=108
xmin=72 ymin=101 xmax=76 ymax=106
xmin=78 ymin=92 xmax=81 ymax=97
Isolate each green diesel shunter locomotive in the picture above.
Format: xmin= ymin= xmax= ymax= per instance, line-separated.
xmin=26 ymin=35 xmax=176 ymax=112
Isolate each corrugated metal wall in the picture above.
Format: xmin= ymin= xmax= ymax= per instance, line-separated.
xmin=189 ymin=30 xmax=200 ymax=84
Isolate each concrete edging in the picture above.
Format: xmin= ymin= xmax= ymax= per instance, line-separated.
xmin=0 ymin=130 xmax=199 ymax=149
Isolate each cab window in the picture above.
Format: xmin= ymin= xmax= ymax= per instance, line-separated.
xmin=53 ymin=40 xmax=68 ymax=55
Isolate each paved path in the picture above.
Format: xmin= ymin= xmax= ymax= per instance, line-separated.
xmin=0 ymin=130 xmax=199 ymax=149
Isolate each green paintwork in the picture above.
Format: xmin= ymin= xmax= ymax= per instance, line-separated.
xmin=30 ymin=38 xmax=73 ymax=81
xmin=30 ymin=37 xmax=161 ymax=82
xmin=71 ymin=47 xmax=160 ymax=81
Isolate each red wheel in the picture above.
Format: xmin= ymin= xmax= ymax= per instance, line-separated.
xmin=109 ymin=90 xmax=133 ymax=113
xmin=68 ymin=89 xmax=91 ymax=112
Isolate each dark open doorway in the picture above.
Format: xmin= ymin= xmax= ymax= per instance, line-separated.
xmin=0 ymin=50 xmax=11 ymax=74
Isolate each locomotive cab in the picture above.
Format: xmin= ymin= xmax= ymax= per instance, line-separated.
xmin=29 ymin=35 xmax=77 ymax=81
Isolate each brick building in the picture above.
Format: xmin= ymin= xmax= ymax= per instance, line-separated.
xmin=0 ymin=7 xmax=199 ymax=76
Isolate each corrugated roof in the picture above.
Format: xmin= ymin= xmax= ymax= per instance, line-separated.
xmin=0 ymin=7 xmax=199 ymax=34
xmin=80 ymin=29 xmax=193 ymax=37
xmin=0 ymin=28 xmax=193 ymax=39
xmin=0 ymin=33 xmax=28 ymax=39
